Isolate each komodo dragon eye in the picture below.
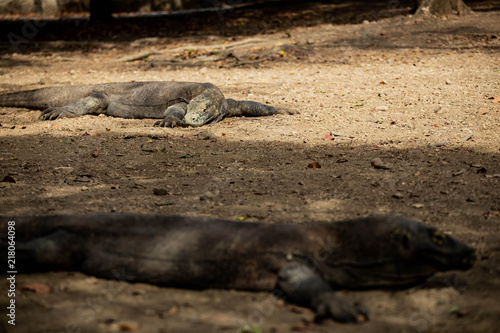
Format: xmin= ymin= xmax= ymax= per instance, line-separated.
xmin=432 ymin=231 xmax=447 ymax=245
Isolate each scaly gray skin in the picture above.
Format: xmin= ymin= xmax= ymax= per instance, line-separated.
xmin=0 ymin=215 xmax=475 ymax=323
xmin=0 ymin=81 xmax=296 ymax=127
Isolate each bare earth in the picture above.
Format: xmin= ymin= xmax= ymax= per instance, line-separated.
xmin=0 ymin=8 xmax=499 ymax=333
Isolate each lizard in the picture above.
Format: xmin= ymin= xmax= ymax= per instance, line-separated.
xmin=0 ymin=214 xmax=475 ymax=323
xmin=0 ymin=81 xmax=296 ymax=127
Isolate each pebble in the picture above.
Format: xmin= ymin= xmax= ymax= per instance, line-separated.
xmin=330 ymin=131 xmax=343 ymax=137
xmin=452 ymin=169 xmax=466 ymax=176
xmin=371 ymin=158 xmax=391 ymax=169
xmin=412 ymin=203 xmax=424 ymax=209
xmin=54 ymin=166 xmax=74 ymax=174
xmin=393 ymin=192 xmax=404 ymax=199
xmin=199 ymin=191 xmax=215 ymax=201
xmin=460 ymin=134 xmax=472 ymax=142
xmin=197 ymin=130 xmax=217 ymax=140
xmin=153 ymin=188 xmax=168 ymax=196
xmin=375 ymin=106 xmax=389 ymax=111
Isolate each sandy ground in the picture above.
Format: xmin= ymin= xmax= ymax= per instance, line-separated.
xmin=0 ymin=5 xmax=499 ymax=333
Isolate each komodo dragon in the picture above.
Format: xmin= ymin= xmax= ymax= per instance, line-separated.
xmin=0 ymin=214 xmax=475 ymax=323
xmin=0 ymin=81 xmax=296 ymax=127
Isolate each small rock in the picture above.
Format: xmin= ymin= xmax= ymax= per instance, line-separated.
xmin=371 ymin=158 xmax=390 ymax=169
xmin=153 ymin=188 xmax=168 ymax=196
xmin=75 ymin=176 xmax=91 ymax=182
xmin=393 ymin=192 xmax=404 ymax=199
xmin=375 ymin=106 xmax=389 ymax=111
xmin=456 ymin=309 xmax=470 ymax=318
xmin=1 ymin=175 xmax=16 ymax=183
xmin=199 ymin=191 xmax=215 ymax=201
xmin=198 ymin=130 xmax=217 ymax=140
xmin=452 ymin=169 xmax=466 ymax=176
xmin=445 ymin=79 xmax=451 ymax=85
xmin=430 ymin=141 xmax=446 ymax=147
xmin=460 ymin=134 xmax=472 ymax=142
xmin=412 ymin=203 xmax=424 ymax=209
xmin=330 ymin=131 xmax=343 ymax=137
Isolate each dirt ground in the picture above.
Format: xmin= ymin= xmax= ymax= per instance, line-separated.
xmin=0 ymin=2 xmax=499 ymax=333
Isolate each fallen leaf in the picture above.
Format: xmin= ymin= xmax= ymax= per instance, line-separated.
xmin=490 ymin=97 xmax=500 ymax=103
xmin=179 ymin=153 xmax=194 ymax=158
xmin=308 ymin=162 xmax=321 ymax=168
xmin=18 ymin=283 xmax=51 ymax=294
xmin=119 ymin=322 xmax=139 ymax=331
xmin=162 ymin=306 xmax=179 ymax=317
xmin=323 ymin=134 xmax=334 ymax=140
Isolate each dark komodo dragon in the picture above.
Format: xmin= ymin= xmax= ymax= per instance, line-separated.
xmin=0 ymin=81 xmax=296 ymax=127
xmin=0 ymin=215 xmax=475 ymax=323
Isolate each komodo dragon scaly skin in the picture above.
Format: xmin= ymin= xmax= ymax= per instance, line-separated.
xmin=0 ymin=81 xmax=296 ymax=127
xmin=0 ymin=215 xmax=475 ymax=323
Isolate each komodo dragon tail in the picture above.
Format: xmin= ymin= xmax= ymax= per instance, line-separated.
xmin=0 ymin=85 xmax=97 ymax=110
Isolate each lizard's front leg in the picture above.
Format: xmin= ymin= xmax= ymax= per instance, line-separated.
xmin=40 ymin=92 xmax=109 ymax=120
xmin=154 ymin=102 xmax=188 ymax=127
xmin=278 ymin=262 xmax=368 ymax=323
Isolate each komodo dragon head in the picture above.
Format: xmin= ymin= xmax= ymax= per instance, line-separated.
xmin=183 ymin=87 xmax=226 ymax=127
xmin=316 ymin=216 xmax=476 ymax=289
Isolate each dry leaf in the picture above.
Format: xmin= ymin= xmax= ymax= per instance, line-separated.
xmin=119 ymin=322 xmax=139 ymax=331
xmin=18 ymin=283 xmax=51 ymax=294
xmin=323 ymin=134 xmax=334 ymax=140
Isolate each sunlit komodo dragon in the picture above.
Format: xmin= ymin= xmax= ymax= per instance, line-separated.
xmin=0 ymin=81 xmax=296 ymax=127
xmin=0 ymin=214 xmax=475 ymax=323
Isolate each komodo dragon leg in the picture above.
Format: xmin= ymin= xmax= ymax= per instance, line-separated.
xmin=155 ymin=102 xmax=188 ymax=128
xmin=40 ymin=92 xmax=109 ymax=120
xmin=278 ymin=262 xmax=369 ymax=323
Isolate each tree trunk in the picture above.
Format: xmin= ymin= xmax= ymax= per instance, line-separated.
xmin=415 ymin=0 xmax=473 ymax=16
xmin=90 ymin=0 xmax=113 ymax=22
